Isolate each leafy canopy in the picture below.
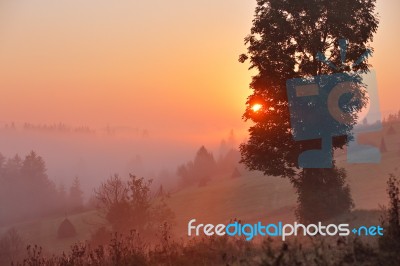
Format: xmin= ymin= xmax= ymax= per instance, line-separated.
xmin=239 ymin=0 xmax=378 ymax=179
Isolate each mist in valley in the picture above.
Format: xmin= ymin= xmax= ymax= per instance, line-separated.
xmin=0 ymin=121 xmax=247 ymax=225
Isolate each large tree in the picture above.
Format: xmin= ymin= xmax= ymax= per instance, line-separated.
xmin=239 ymin=0 xmax=378 ymax=222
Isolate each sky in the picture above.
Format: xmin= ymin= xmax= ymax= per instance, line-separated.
xmin=0 ymin=0 xmax=398 ymax=143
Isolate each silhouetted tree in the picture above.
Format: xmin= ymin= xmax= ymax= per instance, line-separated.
xmin=20 ymin=152 xmax=59 ymax=217
xmin=177 ymin=146 xmax=217 ymax=187
xmin=95 ymin=174 xmax=131 ymax=232
xmin=3 ymin=154 xmax=22 ymax=180
xmin=0 ymin=152 xmax=64 ymax=225
xmin=239 ymin=0 xmax=378 ymax=222
xmin=21 ymin=151 xmax=48 ymax=184
xmin=127 ymin=174 xmax=153 ymax=230
xmin=192 ymin=146 xmax=217 ymax=182
xmin=95 ymin=174 xmax=169 ymax=235
xmin=69 ymin=176 xmax=84 ymax=211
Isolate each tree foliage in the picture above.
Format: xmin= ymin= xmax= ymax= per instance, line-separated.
xmin=177 ymin=146 xmax=217 ymax=187
xmin=239 ymin=0 xmax=378 ymax=222
xmin=0 ymin=151 xmax=62 ymax=224
xmin=95 ymin=174 xmax=174 ymax=234
xmin=240 ymin=0 xmax=379 ymax=179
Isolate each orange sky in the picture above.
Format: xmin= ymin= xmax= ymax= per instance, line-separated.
xmin=0 ymin=0 xmax=398 ymax=142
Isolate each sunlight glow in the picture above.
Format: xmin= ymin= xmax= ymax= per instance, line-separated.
xmin=251 ymin=103 xmax=263 ymax=112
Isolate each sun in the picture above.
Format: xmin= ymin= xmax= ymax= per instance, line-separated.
xmin=251 ymin=103 xmax=263 ymax=112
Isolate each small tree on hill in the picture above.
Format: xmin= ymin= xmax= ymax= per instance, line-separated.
xmin=95 ymin=174 xmax=172 ymax=235
xmin=192 ymin=146 xmax=217 ymax=183
xmin=127 ymin=174 xmax=153 ymax=230
xmin=69 ymin=176 xmax=84 ymax=212
xmin=95 ymin=174 xmax=131 ymax=232
xmin=177 ymin=146 xmax=217 ymax=187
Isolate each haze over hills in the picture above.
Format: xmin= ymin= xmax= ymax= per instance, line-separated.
xmin=0 ymin=120 xmax=398 ymax=254
xmin=0 ymin=121 xmax=247 ymax=197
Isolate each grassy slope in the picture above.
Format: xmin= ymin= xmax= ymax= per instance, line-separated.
xmin=337 ymin=122 xmax=400 ymax=209
xmin=166 ymin=173 xmax=297 ymax=237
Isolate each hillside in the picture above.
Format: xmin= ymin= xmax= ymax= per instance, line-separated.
xmin=0 ymin=122 xmax=398 ymax=253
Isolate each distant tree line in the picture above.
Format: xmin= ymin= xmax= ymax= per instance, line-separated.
xmin=2 ymin=122 xmax=151 ymax=138
xmin=2 ymin=122 xmax=95 ymax=134
xmin=23 ymin=122 xmax=95 ymax=134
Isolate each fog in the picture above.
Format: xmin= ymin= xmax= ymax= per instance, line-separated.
xmin=0 ymin=122 xmax=245 ymax=197
xmin=0 ymin=0 xmax=399 ymax=264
